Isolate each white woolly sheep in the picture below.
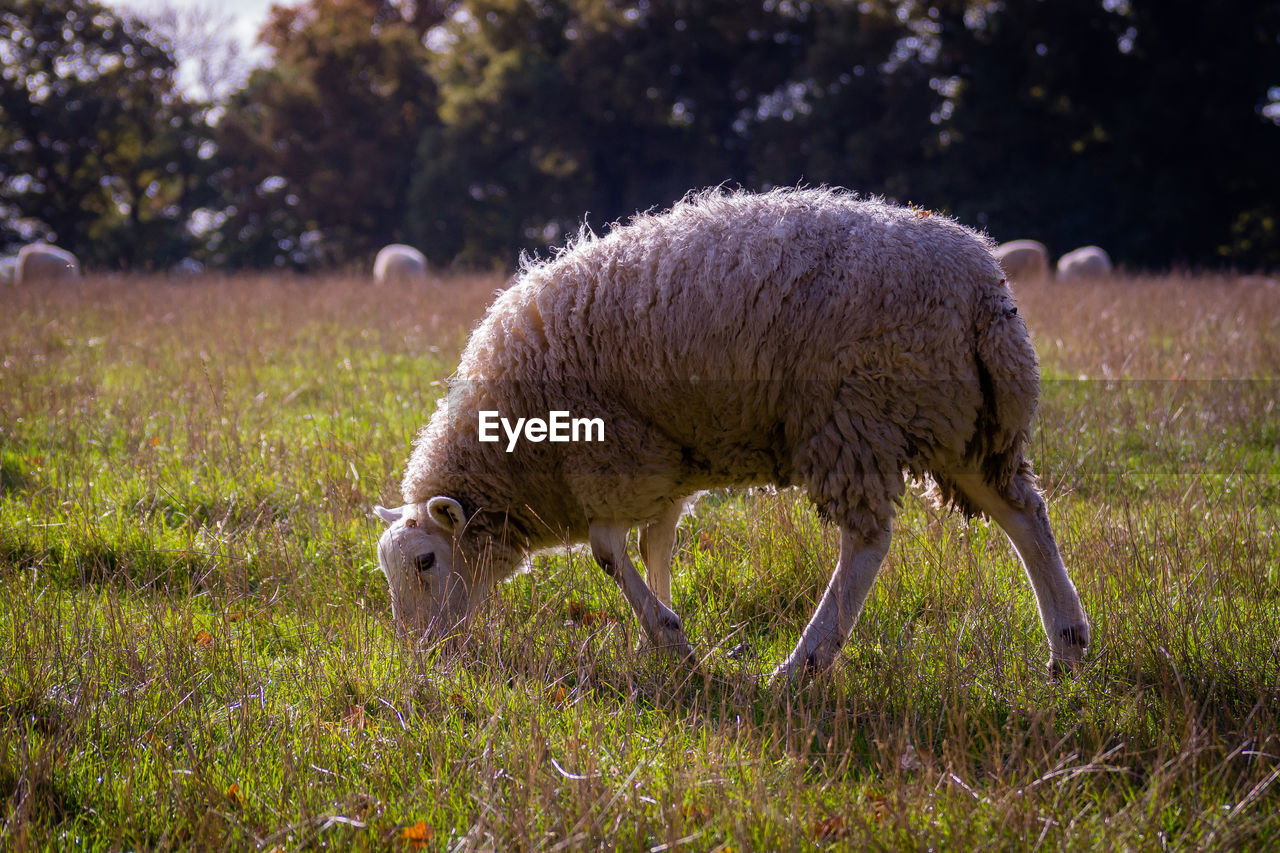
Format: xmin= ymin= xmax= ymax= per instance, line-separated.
xmin=16 ymin=243 xmax=81 ymax=285
xmin=994 ymin=240 xmax=1050 ymax=283
xmin=1056 ymin=245 xmax=1113 ymax=280
xmin=373 ymin=243 xmax=428 ymax=283
xmin=375 ymin=188 xmax=1091 ymax=681
xmin=171 ymin=258 xmax=205 ymax=277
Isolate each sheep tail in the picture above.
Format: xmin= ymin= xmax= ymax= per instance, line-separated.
xmin=965 ymin=281 xmax=1041 ymax=499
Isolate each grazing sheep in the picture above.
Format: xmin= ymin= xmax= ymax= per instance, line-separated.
xmin=994 ymin=240 xmax=1050 ymax=283
xmin=1056 ymin=245 xmax=1112 ymax=280
xmin=375 ymin=188 xmax=1090 ymax=681
xmin=171 ymin=258 xmax=205 ymax=277
xmin=373 ymin=243 xmax=428 ymax=283
xmin=16 ymin=243 xmax=80 ymax=285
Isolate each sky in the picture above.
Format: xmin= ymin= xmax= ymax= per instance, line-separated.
xmin=102 ymin=0 xmax=282 ymax=95
xmin=108 ymin=0 xmax=277 ymax=59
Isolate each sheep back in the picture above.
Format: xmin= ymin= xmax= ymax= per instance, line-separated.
xmin=374 ymin=244 xmax=428 ymax=283
xmin=17 ymin=243 xmax=81 ymax=285
xmin=402 ymin=188 xmax=1037 ymax=559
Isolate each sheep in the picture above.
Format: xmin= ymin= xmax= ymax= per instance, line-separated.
xmin=171 ymin=258 xmax=205 ymax=277
xmin=994 ymin=240 xmax=1050 ymax=283
xmin=373 ymin=243 xmax=428 ymax=283
xmin=16 ymin=242 xmax=81 ymax=285
xmin=1056 ymin=245 xmax=1113 ymax=280
xmin=374 ymin=187 xmax=1091 ymax=681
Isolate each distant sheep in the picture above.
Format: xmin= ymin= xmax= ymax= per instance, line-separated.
xmin=994 ymin=240 xmax=1049 ymax=283
xmin=375 ymin=188 xmax=1090 ymax=681
xmin=1056 ymin=245 xmax=1113 ymax=280
xmin=16 ymin=243 xmax=80 ymax=285
xmin=171 ymin=258 xmax=205 ymax=277
xmin=373 ymin=244 xmax=428 ymax=283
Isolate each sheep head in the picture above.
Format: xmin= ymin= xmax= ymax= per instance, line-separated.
xmin=374 ymin=496 xmax=478 ymax=642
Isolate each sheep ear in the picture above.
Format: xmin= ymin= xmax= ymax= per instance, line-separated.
xmin=373 ymin=504 xmax=404 ymax=525
xmin=426 ymin=496 xmax=466 ymax=532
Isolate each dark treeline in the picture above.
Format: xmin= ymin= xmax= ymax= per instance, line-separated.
xmin=2 ymin=0 xmax=1278 ymax=272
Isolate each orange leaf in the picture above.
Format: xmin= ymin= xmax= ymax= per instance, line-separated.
xmin=401 ymin=820 xmax=433 ymax=849
xmin=812 ymin=815 xmax=848 ymax=840
xmin=343 ymin=705 xmax=367 ymax=730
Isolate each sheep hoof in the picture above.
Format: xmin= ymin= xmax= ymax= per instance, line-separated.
xmin=1047 ymin=658 xmax=1074 ymax=681
xmin=637 ymin=629 xmax=696 ymax=664
xmin=1046 ymin=652 xmax=1086 ymax=681
xmin=1047 ymin=621 xmax=1091 ymax=680
xmin=769 ymin=649 xmax=829 ymax=685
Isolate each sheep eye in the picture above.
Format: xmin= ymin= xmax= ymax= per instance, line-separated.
xmin=414 ymin=553 xmax=435 ymax=573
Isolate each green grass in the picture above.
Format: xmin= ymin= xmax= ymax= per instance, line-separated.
xmin=2 ymin=272 xmax=1279 ymax=850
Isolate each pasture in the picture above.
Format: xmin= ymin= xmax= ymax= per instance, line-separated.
xmin=1 ymin=271 xmax=1278 ymax=850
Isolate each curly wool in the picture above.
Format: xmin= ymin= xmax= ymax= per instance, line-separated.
xmin=401 ymin=187 xmax=1040 ymax=585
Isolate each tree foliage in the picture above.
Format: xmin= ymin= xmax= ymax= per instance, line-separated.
xmin=3 ymin=0 xmax=1278 ymax=270
xmin=210 ymin=0 xmax=446 ymax=268
xmin=408 ymin=0 xmax=825 ymax=264
xmin=919 ymin=0 xmax=1280 ymax=267
xmin=0 ymin=0 xmax=218 ymax=269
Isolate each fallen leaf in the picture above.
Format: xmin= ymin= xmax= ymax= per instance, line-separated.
xmin=401 ymin=820 xmax=433 ymax=849
xmin=343 ymin=705 xmax=367 ymax=730
xmin=812 ymin=815 xmax=848 ymax=840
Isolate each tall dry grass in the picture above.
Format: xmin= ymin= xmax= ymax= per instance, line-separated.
xmin=0 ymin=269 xmax=1277 ymax=850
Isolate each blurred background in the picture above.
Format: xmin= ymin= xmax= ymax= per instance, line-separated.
xmin=2 ymin=0 xmax=1277 ymax=274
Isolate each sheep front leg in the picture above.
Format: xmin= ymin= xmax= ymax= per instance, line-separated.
xmin=771 ymin=523 xmax=893 ymax=682
xmin=589 ymin=522 xmax=696 ymax=662
xmin=639 ymin=500 xmax=685 ymax=607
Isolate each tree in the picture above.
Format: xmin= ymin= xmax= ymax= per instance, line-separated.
xmin=211 ymin=0 xmax=448 ymax=269
xmin=407 ymin=0 xmax=815 ymax=266
xmin=140 ymin=1 xmax=252 ymax=105
xmin=0 ymin=0 xmax=218 ymax=269
xmin=743 ymin=1 xmax=937 ymax=200
xmin=918 ymin=0 xmax=1280 ymax=268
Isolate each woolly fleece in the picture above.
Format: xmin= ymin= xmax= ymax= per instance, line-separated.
xmin=374 ymin=243 xmax=428 ymax=282
xmin=401 ymin=187 xmax=1041 ymax=589
xmin=16 ymin=243 xmax=80 ymax=285
xmin=1056 ymin=245 xmax=1113 ymax=280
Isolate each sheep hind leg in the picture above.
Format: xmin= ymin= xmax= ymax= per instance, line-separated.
xmin=639 ymin=501 xmax=685 ymax=607
xmin=770 ymin=522 xmax=893 ymax=683
xmin=948 ymin=468 xmax=1090 ymax=676
xmin=589 ymin=522 xmax=696 ymax=662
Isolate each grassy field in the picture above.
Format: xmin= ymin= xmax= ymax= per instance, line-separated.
xmin=1 ymin=270 xmax=1278 ymax=850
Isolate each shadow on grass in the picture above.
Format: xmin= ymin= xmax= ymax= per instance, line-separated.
xmin=1 ymin=535 xmax=228 ymax=593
